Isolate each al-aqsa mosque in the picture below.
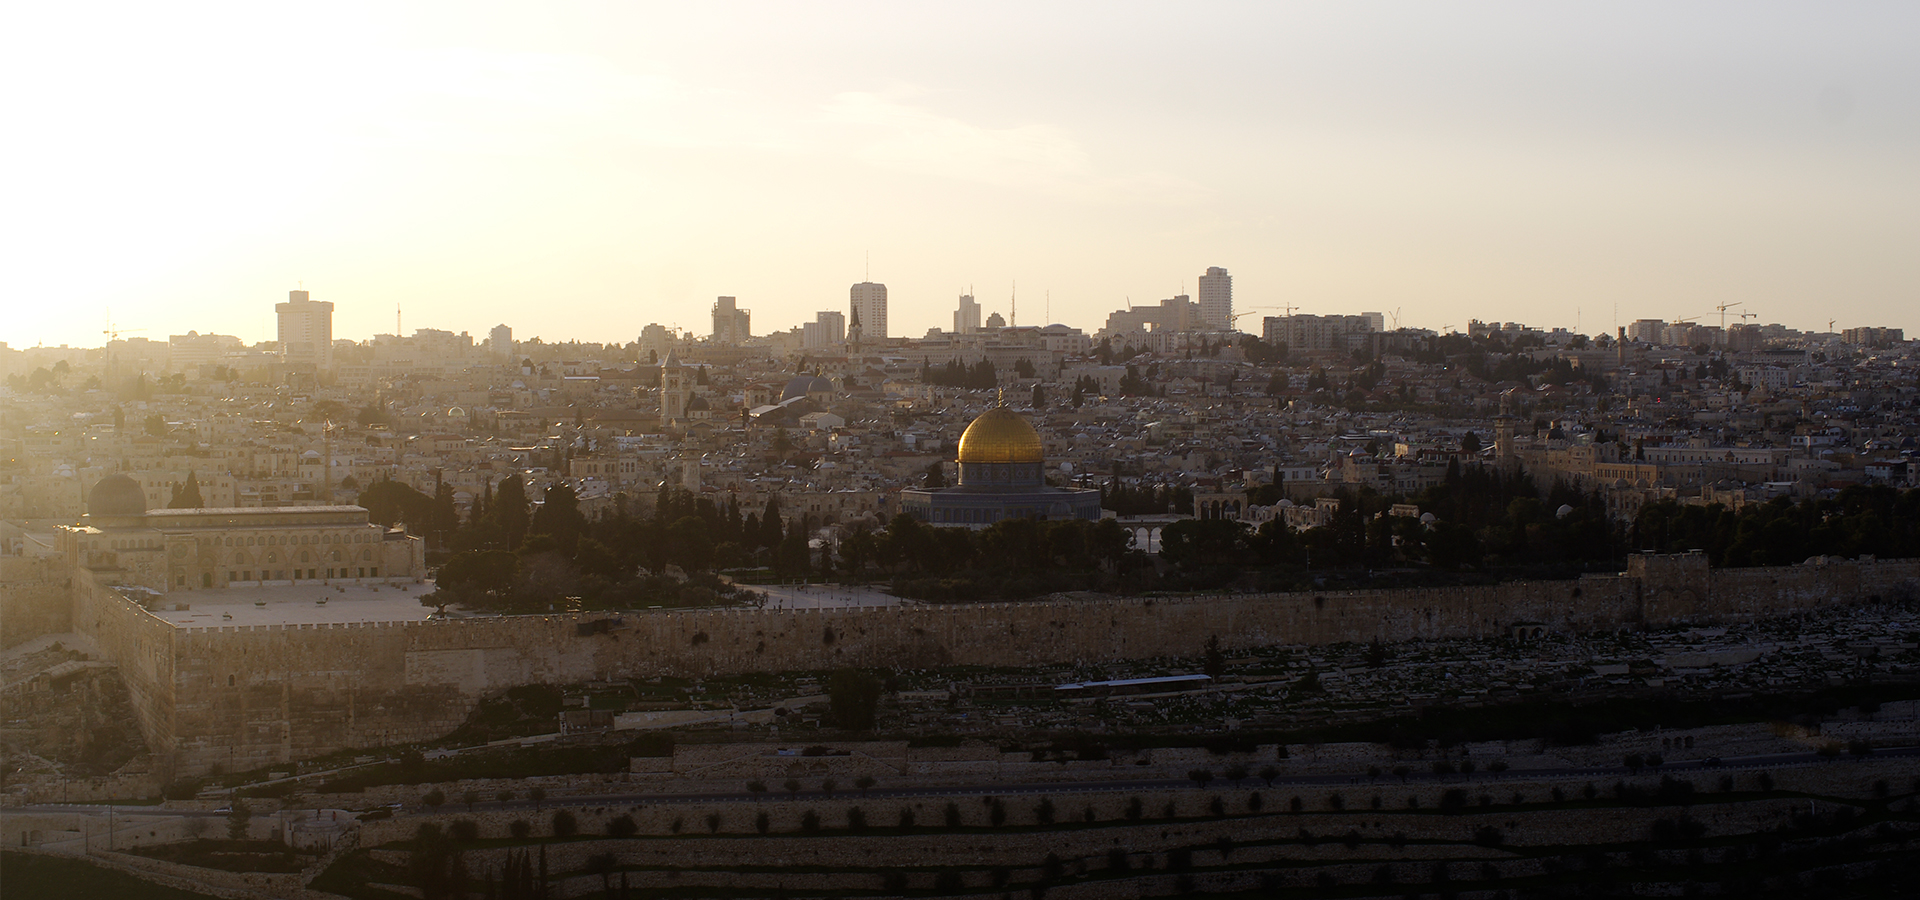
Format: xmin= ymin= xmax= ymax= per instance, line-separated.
xmin=900 ymin=405 xmax=1102 ymax=527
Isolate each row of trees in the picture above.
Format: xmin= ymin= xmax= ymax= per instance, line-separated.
xmin=403 ymin=462 xmax=1920 ymax=613
xmin=1629 ymin=484 xmax=1920 ymax=566
xmin=423 ymin=483 xmax=818 ymax=612
xmin=1162 ymin=464 xmax=1622 ymax=575
xmin=918 ymin=359 xmax=998 ymax=388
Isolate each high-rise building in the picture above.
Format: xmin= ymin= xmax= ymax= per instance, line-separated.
xmin=711 ymin=296 xmax=751 ymax=345
xmin=1197 ymin=266 xmax=1232 ymax=331
xmin=638 ymin=324 xmax=677 ymax=363
xmin=1842 ymin=326 xmax=1904 ymax=347
xmin=1261 ymin=313 xmax=1376 ymax=353
xmin=953 ymin=294 xmax=981 ymax=334
xmin=1098 ymin=295 xmax=1197 ymax=337
xmin=1627 ymin=319 xmax=1667 ymax=344
xmin=850 ymin=282 xmax=887 ymax=341
xmin=276 ymin=290 xmax=334 ymax=371
xmin=802 ymin=310 xmax=846 ymax=350
xmin=488 ymin=324 xmax=513 ymax=359
xmin=168 ymin=332 xmax=244 ymax=375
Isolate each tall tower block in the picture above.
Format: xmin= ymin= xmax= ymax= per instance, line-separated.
xmin=1197 ymin=266 xmax=1232 ymax=331
xmin=850 ymin=281 xmax=887 ymax=341
xmin=276 ymin=289 xmax=334 ymax=371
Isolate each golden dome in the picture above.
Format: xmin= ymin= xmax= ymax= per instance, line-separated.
xmin=957 ymin=407 xmax=1044 ymax=464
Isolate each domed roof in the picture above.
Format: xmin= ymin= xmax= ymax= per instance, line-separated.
xmin=957 ymin=407 xmax=1044 ymax=465
xmin=87 ymin=474 xmax=148 ymax=518
xmin=781 ymin=375 xmax=835 ymax=401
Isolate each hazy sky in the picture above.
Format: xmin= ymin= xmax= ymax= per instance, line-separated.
xmin=4 ymin=2 xmax=1917 ymax=349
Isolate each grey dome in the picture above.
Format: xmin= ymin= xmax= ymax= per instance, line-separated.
xmin=88 ymin=474 xmax=148 ymax=518
xmin=781 ymin=375 xmax=834 ymax=401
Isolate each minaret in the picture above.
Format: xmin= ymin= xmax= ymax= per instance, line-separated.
xmin=1494 ymin=391 xmax=1518 ymax=464
xmin=322 ymin=420 xmax=334 ymax=503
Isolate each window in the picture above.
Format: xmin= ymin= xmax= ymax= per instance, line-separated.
xmin=202 ymin=573 xmax=213 ymax=588
xmin=228 ymin=674 xmax=235 ymax=687
xmin=369 ymin=567 xmax=378 ymax=577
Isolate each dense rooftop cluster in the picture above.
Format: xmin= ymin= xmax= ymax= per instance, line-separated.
xmin=4 ymin=318 xmax=1917 ymax=601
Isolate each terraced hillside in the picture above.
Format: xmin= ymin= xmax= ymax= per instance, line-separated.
xmin=317 ymin=759 xmax=1920 ymax=899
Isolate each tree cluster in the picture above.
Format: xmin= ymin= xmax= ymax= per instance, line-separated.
xmin=1630 ymin=485 xmax=1920 ymax=566
xmin=1167 ymin=463 xmax=1622 ymax=577
xmin=919 ymin=359 xmax=998 ymax=389
xmin=1100 ymin=480 xmax=1194 ymax=516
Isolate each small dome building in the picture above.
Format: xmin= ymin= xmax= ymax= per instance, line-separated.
xmin=900 ymin=405 xmax=1102 ymax=527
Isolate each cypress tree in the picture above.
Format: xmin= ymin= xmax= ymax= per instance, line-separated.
xmin=493 ymin=475 xmax=531 ymax=549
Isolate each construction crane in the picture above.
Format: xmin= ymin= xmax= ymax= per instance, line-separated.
xmin=102 ymin=315 xmax=145 ymax=343
xmin=1714 ymin=301 xmax=1742 ymax=331
xmin=1221 ymin=307 xmax=1297 ymax=328
xmin=102 ymin=315 xmax=146 ymax=379
xmin=1226 ymin=306 xmax=1293 ymax=326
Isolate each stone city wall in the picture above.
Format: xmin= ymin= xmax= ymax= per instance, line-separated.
xmin=66 ymin=554 xmax=1920 ymax=776
xmin=0 ymin=555 xmax=69 ymax=649
xmin=72 ymin=570 xmax=182 ymax=764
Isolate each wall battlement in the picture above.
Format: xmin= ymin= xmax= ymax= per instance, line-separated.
xmin=54 ymin=554 xmax=1920 ymax=778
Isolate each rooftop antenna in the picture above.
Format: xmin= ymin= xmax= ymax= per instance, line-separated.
xmin=865 ymin=250 xmax=869 ymax=282
xmin=397 ymin=302 xmax=403 ymax=338
xmin=1010 ymin=280 xmax=1017 ymax=327
xmin=1045 ymin=290 xmax=1050 ymax=325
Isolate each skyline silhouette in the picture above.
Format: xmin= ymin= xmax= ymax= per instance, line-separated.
xmin=5 ymin=3 xmax=1916 ymax=347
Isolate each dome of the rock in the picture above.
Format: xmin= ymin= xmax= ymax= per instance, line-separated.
xmin=956 ymin=407 xmax=1044 ymax=465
